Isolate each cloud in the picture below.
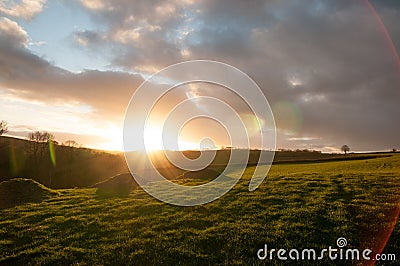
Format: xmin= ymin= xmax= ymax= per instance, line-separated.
xmin=0 ymin=0 xmax=46 ymax=21
xmin=187 ymin=1 xmax=400 ymax=151
xmin=0 ymin=18 xmax=144 ymax=124
xmin=79 ymin=0 xmax=106 ymax=11
xmin=74 ymin=30 xmax=104 ymax=47
xmin=74 ymin=0 xmax=193 ymax=71
xmin=3 ymin=0 xmax=400 ymax=151
xmin=0 ymin=17 xmax=28 ymax=47
xmin=369 ymin=0 xmax=400 ymax=55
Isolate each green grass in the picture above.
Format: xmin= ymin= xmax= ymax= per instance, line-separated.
xmin=1 ymin=154 xmax=399 ymax=265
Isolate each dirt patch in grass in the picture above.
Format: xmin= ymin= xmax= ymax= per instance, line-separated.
xmin=0 ymin=178 xmax=59 ymax=209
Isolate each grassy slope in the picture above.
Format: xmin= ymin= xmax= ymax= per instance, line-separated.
xmin=0 ymin=136 xmax=127 ymax=188
xmin=1 ymin=154 xmax=399 ymax=265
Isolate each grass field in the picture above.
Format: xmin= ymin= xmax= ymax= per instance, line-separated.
xmin=1 ymin=154 xmax=399 ymax=265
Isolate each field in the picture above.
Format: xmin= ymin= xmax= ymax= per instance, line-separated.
xmin=1 ymin=153 xmax=399 ymax=265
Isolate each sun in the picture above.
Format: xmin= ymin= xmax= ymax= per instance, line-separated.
xmin=143 ymin=124 xmax=200 ymax=151
xmin=144 ymin=124 xmax=163 ymax=151
xmin=95 ymin=123 xmax=209 ymax=152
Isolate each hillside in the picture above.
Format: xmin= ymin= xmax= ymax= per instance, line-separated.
xmin=0 ymin=136 xmax=389 ymax=189
xmin=0 ymin=136 xmax=127 ymax=188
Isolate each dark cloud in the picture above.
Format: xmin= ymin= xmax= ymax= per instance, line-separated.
xmin=369 ymin=0 xmax=400 ymax=60
xmin=72 ymin=0 xmax=192 ymax=71
xmin=185 ymin=1 xmax=399 ymax=151
xmin=0 ymin=17 xmax=28 ymax=47
xmin=2 ymin=1 xmax=400 ymax=151
xmin=74 ymin=30 xmax=104 ymax=47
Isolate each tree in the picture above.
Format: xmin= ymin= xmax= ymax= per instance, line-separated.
xmin=341 ymin=145 xmax=350 ymax=155
xmin=28 ymin=131 xmax=56 ymax=185
xmin=28 ymin=131 xmax=54 ymax=157
xmin=28 ymin=131 xmax=54 ymax=143
xmin=64 ymin=140 xmax=79 ymax=148
xmin=63 ymin=140 xmax=79 ymax=162
xmin=0 ymin=120 xmax=8 ymax=136
xmin=28 ymin=131 xmax=54 ymax=159
xmin=63 ymin=140 xmax=79 ymax=178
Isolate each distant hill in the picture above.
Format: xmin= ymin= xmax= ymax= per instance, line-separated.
xmin=131 ymin=148 xmax=383 ymax=171
xmin=0 ymin=136 xmax=127 ymax=189
xmin=0 ymin=136 xmax=385 ymax=189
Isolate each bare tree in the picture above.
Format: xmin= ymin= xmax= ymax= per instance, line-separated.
xmin=28 ymin=131 xmax=56 ymax=186
xmin=64 ymin=140 xmax=79 ymax=148
xmin=63 ymin=140 xmax=79 ymax=162
xmin=341 ymin=145 xmax=350 ymax=155
xmin=28 ymin=131 xmax=54 ymax=158
xmin=0 ymin=120 xmax=8 ymax=136
xmin=63 ymin=140 xmax=79 ymax=180
xmin=28 ymin=131 xmax=54 ymax=142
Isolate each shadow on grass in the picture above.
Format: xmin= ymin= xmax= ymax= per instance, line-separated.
xmin=93 ymin=173 xmax=138 ymax=199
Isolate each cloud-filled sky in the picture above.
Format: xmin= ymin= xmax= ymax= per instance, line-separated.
xmin=0 ymin=0 xmax=399 ymax=152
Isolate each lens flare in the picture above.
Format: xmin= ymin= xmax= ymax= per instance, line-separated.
xmin=273 ymin=101 xmax=302 ymax=134
xmin=362 ymin=0 xmax=400 ymax=258
xmin=48 ymin=140 xmax=56 ymax=167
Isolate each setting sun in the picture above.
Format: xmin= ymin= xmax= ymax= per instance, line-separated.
xmin=143 ymin=124 xmax=203 ymax=151
xmin=143 ymin=124 xmax=163 ymax=151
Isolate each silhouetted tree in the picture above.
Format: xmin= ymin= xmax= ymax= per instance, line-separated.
xmin=64 ymin=140 xmax=78 ymax=148
xmin=341 ymin=145 xmax=350 ymax=155
xmin=63 ymin=140 xmax=79 ymax=179
xmin=28 ymin=131 xmax=54 ymax=159
xmin=28 ymin=131 xmax=54 ymax=142
xmin=28 ymin=131 xmax=55 ymax=185
xmin=0 ymin=120 xmax=8 ymax=136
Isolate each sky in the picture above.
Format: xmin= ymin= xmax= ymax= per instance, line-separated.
xmin=0 ymin=0 xmax=399 ymax=152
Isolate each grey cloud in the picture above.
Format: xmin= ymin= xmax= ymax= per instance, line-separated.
xmin=65 ymin=0 xmax=400 ymax=150
xmin=74 ymin=0 xmax=192 ymax=71
xmin=197 ymin=1 xmax=400 ymax=151
xmin=4 ymin=0 xmax=400 ymax=151
xmin=74 ymin=30 xmax=104 ymax=47
xmin=0 ymin=17 xmax=28 ymax=47
xmin=370 ymin=0 xmax=400 ymax=54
